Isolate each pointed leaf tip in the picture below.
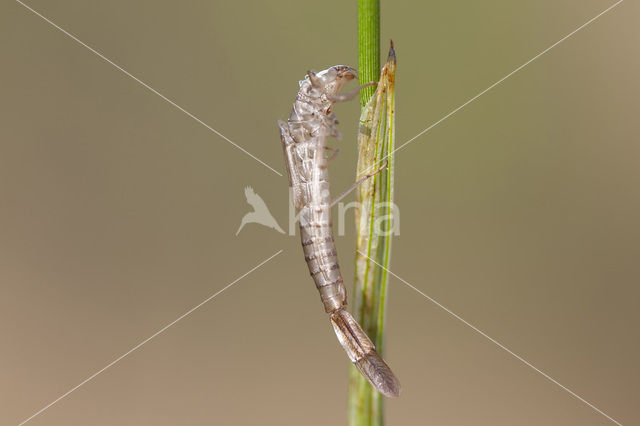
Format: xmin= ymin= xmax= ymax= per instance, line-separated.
xmin=388 ymin=40 xmax=396 ymax=62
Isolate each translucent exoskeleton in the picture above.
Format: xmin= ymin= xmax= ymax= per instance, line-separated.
xmin=278 ymin=66 xmax=401 ymax=397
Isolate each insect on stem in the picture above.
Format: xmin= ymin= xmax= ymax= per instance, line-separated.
xmin=278 ymin=65 xmax=400 ymax=398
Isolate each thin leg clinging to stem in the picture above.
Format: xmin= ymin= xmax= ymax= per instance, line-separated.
xmin=330 ymin=160 xmax=388 ymax=207
xmin=318 ymin=146 xmax=339 ymax=169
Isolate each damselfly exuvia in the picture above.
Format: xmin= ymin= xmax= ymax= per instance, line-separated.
xmin=278 ymin=66 xmax=400 ymax=397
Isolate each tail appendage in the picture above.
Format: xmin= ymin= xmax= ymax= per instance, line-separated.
xmin=330 ymin=310 xmax=401 ymax=398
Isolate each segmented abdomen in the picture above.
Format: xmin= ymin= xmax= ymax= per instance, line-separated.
xmin=299 ymin=195 xmax=346 ymax=314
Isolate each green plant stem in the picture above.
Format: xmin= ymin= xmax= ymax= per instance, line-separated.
xmin=350 ymin=4 xmax=396 ymax=425
xmin=358 ymin=0 xmax=380 ymax=106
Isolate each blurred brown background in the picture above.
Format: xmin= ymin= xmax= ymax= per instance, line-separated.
xmin=1 ymin=0 xmax=638 ymax=425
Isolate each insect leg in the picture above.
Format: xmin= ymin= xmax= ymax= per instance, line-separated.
xmin=330 ymin=160 xmax=388 ymax=207
xmin=318 ymin=146 xmax=339 ymax=169
xmin=328 ymin=81 xmax=378 ymax=103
